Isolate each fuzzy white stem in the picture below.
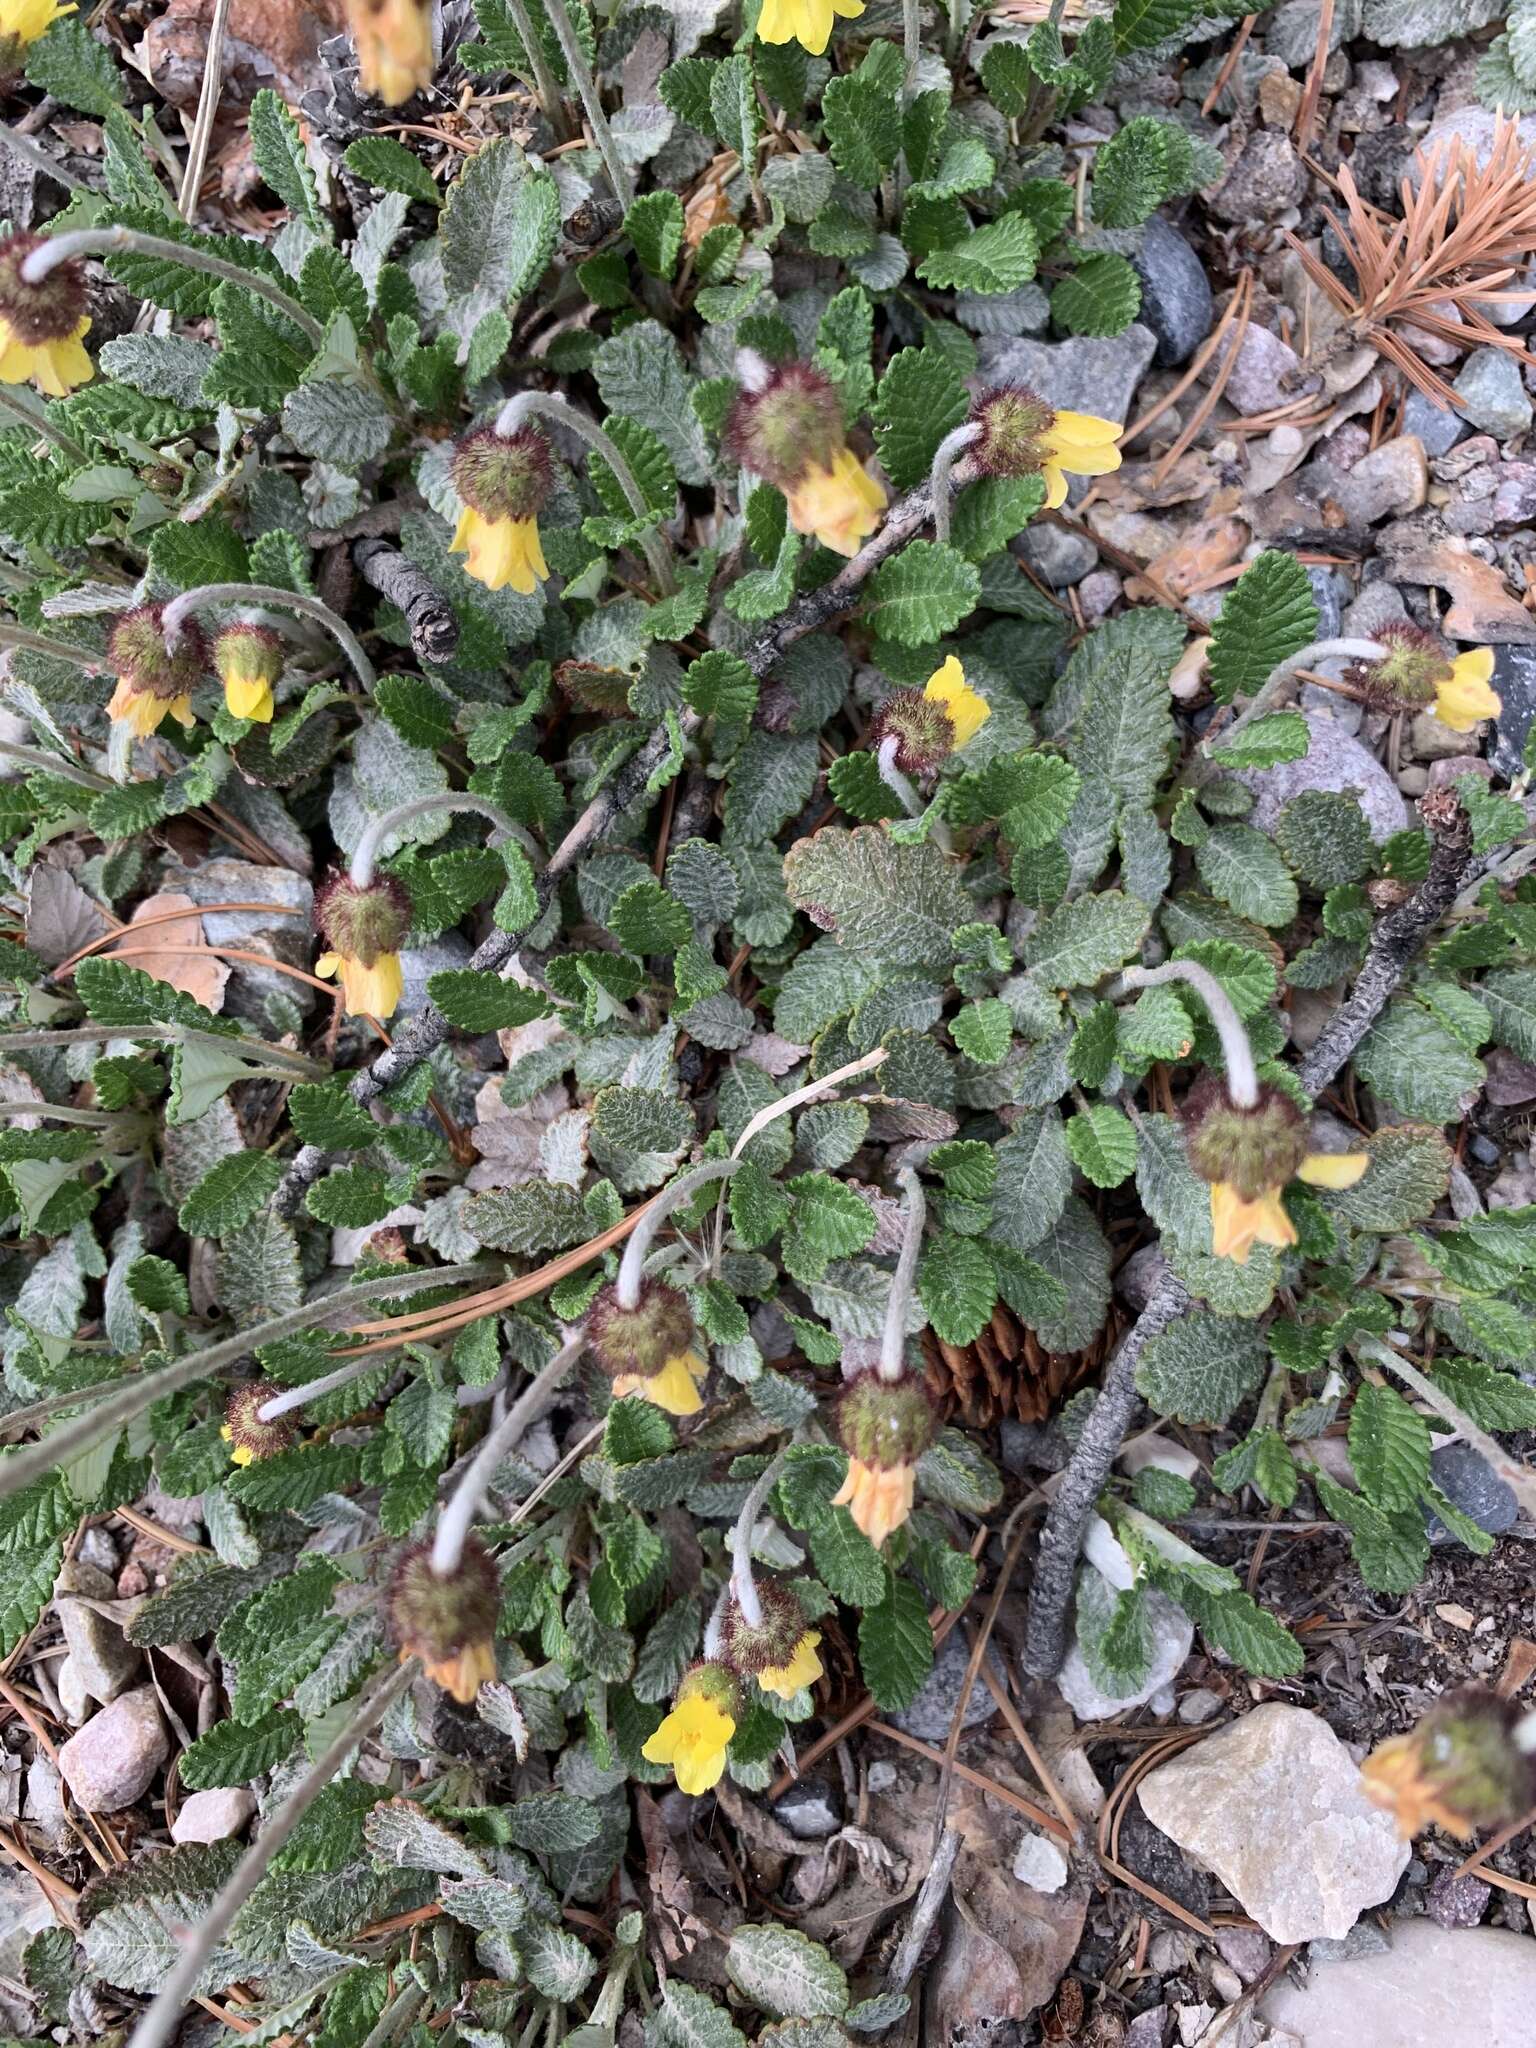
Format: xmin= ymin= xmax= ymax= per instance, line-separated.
xmin=728 ymin=1448 xmax=789 ymax=1629
xmin=1207 ymin=637 xmax=1388 ymax=758
xmin=349 ymin=792 xmax=520 ymax=890
xmin=502 ymin=0 xmax=570 ymax=138
xmin=616 ymin=1158 xmax=742 ymax=1310
xmin=21 ymin=227 xmax=327 ymax=348
xmin=257 ymin=1355 xmax=384 ymax=1423
xmin=734 ymin=347 xmax=771 ymax=396
xmin=879 ymin=1167 xmax=926 ymax=1385
xmin=0 ymin=379 xmax=89 ymax=461
xmin=494 ymin=391 xmax=674 ymax=594
xmin=1118 ymin=960 xmax=1259 ymax=1109
xmin=125 ymin=1659 xmax=418 ymax=2048
xmin=729 ymin=1048 xmax=888 ymax=1161
xmin=161 ymin=582 xmax=376 ymax=689
xmin=928 ymin=422 xmax=983 ymax=547
xmin=701 ymin=1579 xmax=732 ymax=1661
xmin=431 ymin=1332 xmax=586 ymax=1576
xmin=540 ymin=0 xmax=635 ymax=209
xmin=875 ymin=734 xmax=924 ymax=820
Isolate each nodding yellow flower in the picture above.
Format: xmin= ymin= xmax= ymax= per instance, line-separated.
xmin=1038 ymin=412 xmax=1124 ymax=510
xmin=755 ymin=0 xmax=864 ymax=57
xmin=419 ymin=1637 xmax=499 ymax=1705
xmin=388 ymin=1537 xmax=500 ymax=1706
xmin=0 ymin=228 xmax=93 ymax=396
xmin=613 ymin=1346 xmax=709 ymax=1417
xmin=757 ymin=1629 xmax=824 ymax=1702
xmin=106 ymin=674 xmax=195 ymax=738
xmin=1362 ymin=1689 xmax=1536 ymax=1842
xmin=0 ymin=1 xmax=76 ymax=77
xmin=316 ymin=947 xmax=405 ymax=1021
xmin=786 ymin=443 xmax=887 ymax=557
xmin=105 ymin=603 xmax=204 ymax=740
xmin=1434 ymin=646 xmax=1500 ymax=733
xmin=972 ymin=387 xmax=1121 ymax=509
xmin=923 ymin=655 xmax=991 ymax=751
xmin=0 ymin=312 xmax=92 ymax=397
xmin=1209 ymin=1152 xmax=1368 ymax=1266
xmin=642 ymin=1665 xmax=739 ymax=1796
xmin=832 ymin=1457 xmax=916 ymax=1550
xmin=214 ymin=623 xmax=283 ymax=725
xmin=345 ymin=0 xmax=435 ymax=107
xmin=449 ymin=506 xmax=549 ymax=596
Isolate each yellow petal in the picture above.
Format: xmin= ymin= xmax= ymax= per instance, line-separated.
xmin=347 ymin=0 xmax=435 ymax=106
xmin=639 ymin=1350 xmax=708 ymax=1416
xmin=923 ymin=654 xmax=991 ymax=750
xmin=106 ymin=676 xmax=175 ymax=738
xmin=1296 ymin=1151 xmax=1369 ymax=1191
xmin=1209 ymin=1182 xmax=1295 ymax=1265
xmin=225 ymin=670 xmax=274 ymax=723
xmin=757 ymin=1630 xmax=824 ymax=1701
xmin=642 ymin=1694 xmax=734 ymax=1795
xmin=787 ymin=446 xmax=886 ymax=557
xmin=1435 ymin=649 xmax=1501 ymax=733
xmin=832 ymin=1458 xmax=914 ymax=1549
xmin=1041 ymin=463 xmax=1070 ymax=511
xmin=327 ymin=950 xmax=404 ymax=1020
xmin=1049 ymin=410 xmax=1123 ymax=447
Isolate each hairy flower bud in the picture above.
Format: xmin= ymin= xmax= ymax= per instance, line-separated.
xmin=1179 ymin=1076 xmax=1309 ymax=1202
xmin=214 ymin=623 xmax=285 ymax=724
xmin=1362 ymin=1688 xmax=1536 ymax=1840
xmin=972 ymin=386 xmax=1059 ymax=480
xmin=0 ymin=228 xmax=94 ymax=396
xmin=452 ymin=424 xmax=554 ymax=526
xmin=869 ymin=688 xmax=957 ymax=775
xmin=722 ymin=1580 xmax=823 ymax=1700
xmin=108 ymin=604 xmax=208 ymax=702
xmin=587 ymin=1278 xmax=708 ymax=1414
xmin=222 ymin=1381 xmax=297 ymax=1466
xmin=1350 ymin=623 xmax=1501 ymax=733
xmin=388 ymin=1533 xmax=500 ymax=1703
xmin=837 ymin=1370 xmax=939 ymax=1469
xmin=315 ymin=871 xmax=413 ymax=969
xmin=723 ymin=361 xmax=844 ymax=492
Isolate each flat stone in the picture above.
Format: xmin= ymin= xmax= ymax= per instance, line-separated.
xmin=56 ymin=1654 xmax=92 ymax=1727
xmin=1208 ymin=319 xmax=1313 ymax=416
xmin=57 ymin=1686 xmax=169 ymax=1813
xmin=171 ymin=1786 xmax=256 ymax=1844
xmin=1411 ymin=707 xmax=1485 ymax=760
xmin=1136 ymin=1705 xmax=1409 ymax=1942
xmin=1012 ymin=1829 xmax=1070 ymax=1892
xmin=1453 ymin=348 xmax=1533 ymax=441
xmin=1235 ymin=711 xmax=1409 ymax=845
xmin=1017 ymin=521 xmax=1098 ymax=588
xmin=1491 ymin=646 xmax=1536 ymax=777
xmin=1260 ymin=1918 xmax=1536 ymax=2047
xmin=1131 ymin=218 xmax=1214 ymax=369
xmin=1403 ymin=390 xmax=1467 ymax=458
xmin=976 ymin=324 xmax=1158 ymax=433
xmin=1126 ymin=2012 xmax=1170 ymax=2048
xmin=1493 ymin=460 xmax=1536 ymax=526
xmin=1209 ymin=131 xmax=1306 ymax=222
xmin=161 ymin=855 xmax=316 ymax=1021
xmin=888 ymin=1624 xmax=1003 ymax=1742
xmin=1365 ymin=0 xmax=1502 ymax=47
xmin=1215 ymin=1925 xmax=1273 ymax=1984
xmin=770 ymin=1779 xmax=840 ymax=1840
xmin=1423 ymin=1442 xmax=1518 ymax=1545
xmin=53 ymin=1559 xmax=141 ymax=1706
xmin=1331 ymin=436 xmax=1428 ymax=526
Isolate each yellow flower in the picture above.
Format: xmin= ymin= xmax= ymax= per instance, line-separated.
xmin=832 ymin=1456 xmax=916 ymax=1550
xmin=1209 ymin=1151 xmax=1368 ymax=1265
xmin=219 ymin=1423 xmax=255 ymax=1468
xmin=786 ymin=444 xmax=887 ymax=557
xmin=757 ymin=1629 xmax=823 ymax=1702
xmin=1038 ymin=411 xmax=1122 ymax=511
xmin=0 ymin=0 xmax=75 ymax=67
xmin=755 ymin=0 xmax=864 ymax=57
xmin=414 ymin=1636 xmax=498 ymax=1706
xmin=643 ymin=1689 xmax=736 ymax=1795
xmin=105 ymin=674 xmax=194 ymax=739
xmin=1434 ymin=646 xmax=1500 ymax=733
xmin=450 ymin=506 xmax=549 ymax=596
xmin=346 ymin=0 xmax=434 ymax=107
xmin=923 ymin=655 xmax=991 ymax=751
xmin=0 ymin=310 xmax=91 ymax=397
xmin=215 ymin=625 xmax=285 ymax=725
xmin=316 ymin=947 xmax=405 ymax=1021
xmin=613 ymin=1347 xmax=708 ymax=1416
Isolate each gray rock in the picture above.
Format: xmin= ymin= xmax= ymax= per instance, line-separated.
xmin=999 ymin=1418 xmax=1069 ymax=1475
xmin=1208 ymin=320 xmax=1310 ymax=414
xmin=1125 ymin=2012 xmax=1170 ymax=2048
xmin=1402 ymin=390 xmax=1467 ymax=458
xmin=1469 ymin=1133 xmax=1502 ymax=1166
xmin=1365 ymin=0 xmax=1502 ymax=50
xmin=1411 ymin=707 xmax=1486 ymax=761
xmin=976 ymin=324 xmax=1158 ymax=432
xmin=161 ymin=855 xmax=316 ymax=1022
xmin=1426 ymin=1868 xmax=1490 ymax=1929
xmin=56 ymin=1655 xmax=92 ymax=1727
xmin=1423 ymin=1442 xmax=1518 ymax=1545
xmin=1235 ymin=711 xmax=1410 ymax=845
xmin=57 ymin=1687 xmax=168 ymax=1812
xmin=1490 ymin=646 xmax=1536 ymax=777
xmin=53 ymin=1559 xmax=141 ymax=1706
xmin=1119 ymin=1806 xmax=1212 ymax=1920
xmin=171 ymin=1786 xmax=257 ymax=1844
xmin=889 ymin=1624 xmax=1003 ymax=1742
xmin=1215 ymin=1925 xmax=1273 ymax=1984
xmin=1330 ymin=436 xmax=1428 ymax=526
xmin=1261 ymin=1919 xmax=1535 ymax=2047
xmin=1137 ymin=1705 xmax=1409 ymax=1942
xmin=1058 ymin=1586 xmax=1193 ymax=1722
xmin=23 ymin=1755 xmax=73 ymax=1856
xmin=867 ymin=1761 xmax=898 ymax=1793
xmin=1301 ymin=686 xmax=1362 ymax=735
xmin=1266 ymin=0 xmax=1363 ymax=67
xmin=1452 ymin=348 xmax=1533 ymax=441
xmin=771 ymin=1779 xmax=840 ymax=1840
xmin=1306 ymin=566 xmax=1345 ymax=641
xmin=399 ymin=930 xmax=473 ymax=1017
xmin=1130 ymin=218 xmax=1214 ymax=369
xmin=1116 ymin=1242 xmax=1170 ymax=1312
xmin=75 ymin=1527 xmax=118 ymax=1574
xmin=1342 ymin=580 xmax=1411 ymax=640
xmin=1017 ymin=521 xmax=1098 ymax=588
xmin=1209 ymin=131 xmax=1307 ymax=223
xmin=1308 ymin=1920 xmax=1393 ymax=1964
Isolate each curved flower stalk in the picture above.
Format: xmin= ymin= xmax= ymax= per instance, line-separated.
xmin=160 ymin=583 xmax=376 ymax=692
xmin=18 ymin=225 xmax=327 ymax=350
xmin=494 ymin=389 xmax=676 ymax=595
xmin=721 ymin=1448 xmax=826 ymax=1702
xmin=1206 ymin=636 xmax=1389 ymax=758
xmin=726 ymin=351 xmax=887 ymax=558
xmin=928 ymin=422 xmax=983 ymax=547
xmin=1118 ymin=960 xmax=1260 ymax=1110
xmin=614 ymin=1157 xmax=743 ymax=1311
xmin=348 ymin=792 xmax=522 ymax=893
xmin=878 ymin=1166 xmax=925 ymax=1385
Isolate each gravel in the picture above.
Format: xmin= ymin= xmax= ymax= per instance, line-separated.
xmin=1451 ymin=349 xmax=1533 ymax=440
xmin=1130 ymin=218 xmax=1214 ymax=369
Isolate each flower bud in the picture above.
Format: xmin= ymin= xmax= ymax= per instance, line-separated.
xmin=838 ymin=1370 xmax=939 ymax=1470
xmin=388 ymin=1533 xmax=500 ymax=1703
xmin=105 ymin=604 xmax=207 ymax=737
xmin=214 ymin=623 xmax=284 ymax=725
xmin=1362 ymin=1688 xmax=1536 ymax=1841
xmin=221 ymin=1381 xmax=297 ymax=1466
xmin=587 ymin=1278 xmax=708 ymax=1415
xmin=1179 ymin=1076 xmax=1309 ymax=1202
xmin=452 ymin=424 xmax=554 ymax=527
xmin=0 ymin=229 xmax=94 ymax=396
xmin=723 ymin=361 xmax=844 ymax=493
xmin=1349 ymin=623 xmax=1447 ymax=713
xmin=722 ymin=1580 xmax=824 ymax=1701
xmin=315 ymin=871 xmax=413 ymax=969
xmin=870 ymin=689 xmax=957 ymax=776
xmin=971 ymin=386 xmax=1059 ymax=481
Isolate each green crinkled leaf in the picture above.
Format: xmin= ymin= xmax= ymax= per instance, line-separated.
xmin=1023 ymin=890 xmax=1151 ymax=986
xmin=1354 ymin=998 xmax=1485 ymax=1122
xmin=917 ymin=215 xmax=1040 ymax=294
xmin=917 ymin=1232 xmax=997 ymax=1345
xmin=178 ymin=1154 xmax=283 ymax=1239
xmin=1195 ymin=824 xmax=1299 ymax=929
xmin=1136 ymin=1314 xmax=1268 ymax=1426
xmin=782 ymin=825 xmax=971 ymax=968
xmin=1206 ymin=550 xmax=1319 ymax=707
xmin=1065 ymin=1103 xmax=1136 ymax=1188
xmin=865 ymin=541 xmax=981 ymax=648
xmin=1347 ymin=1382 xmax=1431 ymax=1513
xmin=1050 ymin=251 xmax=1141 ymax=336
xmin=726 ymin=1925 xmax=850 ymax=2022
xmin=857 ymin=1572 xmax=933 ymax=1710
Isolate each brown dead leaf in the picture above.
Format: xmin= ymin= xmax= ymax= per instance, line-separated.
xmin=110 ymin=893 xmax=229 ymax=1011
xmin=635 ymin=1790 xmax=714 ymax=1962
xmin=140 ymin=0 xmax=347 ymax=107
xmin=1126 ymin=515 xmax=1249 ymax=601
xmin=685 ymin=153 xmax=740 ymax=246
xmin=1387 ymin=540 xmax=1536 ymax=645
xmin=467 ymin=1075 xmax=572 ymax=1191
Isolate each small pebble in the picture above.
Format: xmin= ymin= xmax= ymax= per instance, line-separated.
xmin=1012 ymin=1830 xmax=1070 ymax=1892
xmin=1426 ymin=1868 xmax=1491 ymax=1929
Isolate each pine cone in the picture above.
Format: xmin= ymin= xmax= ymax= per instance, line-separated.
xmin=920 ymin=1304 xmax=1108 ymax=1427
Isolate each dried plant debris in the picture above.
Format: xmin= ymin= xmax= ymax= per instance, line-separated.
xmin=2 ymin=0 xmax=1536 ymax=2043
